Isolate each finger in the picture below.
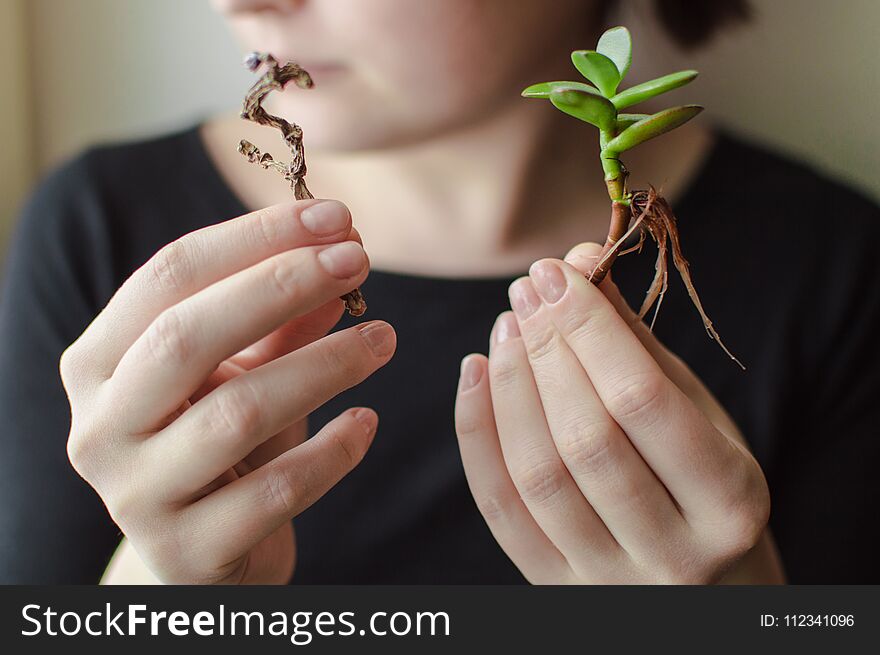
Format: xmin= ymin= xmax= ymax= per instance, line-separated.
xmin=145 ymin=321 xmax=396 ymax=501
xmin=189 ymin=299 xmax=346 ymax=404
xmin=455 ymin=353 xmax=572 ymax=583
xmin=487 ymin=311 xmax=620 ymax=567
xmin=81 ymin=199 xmax=355 ymax=375
xmin=110 ymin=240 xmax=369 ymax=431
xmin=231 ymin=297 xmax=345 ymax=371
xmin=565 ymin=242 xmax=695 ymax=378
xmin=510 ymin=272 xmax=686 ymax=557
xmin=527 ymin=257 xmax=747 ymax=520
xmin=184 ymin=406 xmax=378 ymax=568
xmin=565 ymin=242 xmax=746 ymax=446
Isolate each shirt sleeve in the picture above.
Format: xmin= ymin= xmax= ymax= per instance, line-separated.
xmin=0 ymin=151 xmax=122 ymax=583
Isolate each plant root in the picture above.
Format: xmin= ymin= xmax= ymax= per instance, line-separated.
xmin=589 ymin=187 xmax=744 ymax=369
xmin=238 ymin=52 xmax=366 ymax=317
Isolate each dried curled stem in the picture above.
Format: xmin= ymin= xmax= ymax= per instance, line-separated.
xmin=238 ymin=52 xmax=366 ymax=317
xmin=589 ymin=188 xmax=744 ymax=369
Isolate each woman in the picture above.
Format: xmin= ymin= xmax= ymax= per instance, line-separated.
xmin=1 ymin=0 xmax=878 ymax=584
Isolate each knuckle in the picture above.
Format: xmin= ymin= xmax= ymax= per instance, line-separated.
xmin=328 ymin=429 xmax=363 ymax=469
xmin=66 ymin=428 xmax=94 ymax=477
xmin=58 ymin=343 xmax=82 ymax=386
xmin=260 ymin=466 xmax=301 ymax=517
xmin=212 ymin=381 xmax=264 ymax=438
xmin=105 ymin=488 xmax=144 ymax=526
xmin=252 ymin=206 xmax=280 ymax=250
xmin=555 ymin=417 xmax=617 ymax=477
xmin=488 ymin=354 xmax=521 ymax=392
xmin=455 ymin=410 xmax=489 ymax=439
xmin=321 ymin=340 xmax=364 ymax=382
xmin=267 ymin=252 xmax=305 ymax=299
xmin=474 ymin=490 xmax=509 ymax=523
xmin=561 ymin=302 xmax=604 ymax=339
xmin=149 ymin=239 xmax=193 ymax=294
xmin=65 ymin=413 xmax=108 ymax=479
xmin=605 ymin=374 xmax=667 ymax=424
xmin=511 ymin=457 xmax=569 ymax=507
xmin=698 ymin=455 xmax=770 ymax=560
xmin=146 ymin=308 xmax=193 ymax=367
xmin=721 ymin=468 xmax=770 ymax=554
xmin=523 ymin=324 xmax=561 ymax=363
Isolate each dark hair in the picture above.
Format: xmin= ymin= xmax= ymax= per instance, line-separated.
xmin=601 ymin=0 xmax=751 ymax=49
xmin=655 ymin=0 xmax=751 ymax=48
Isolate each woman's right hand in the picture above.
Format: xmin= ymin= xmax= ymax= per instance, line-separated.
xmin=60 ymin=199 xmax=396 ymax=584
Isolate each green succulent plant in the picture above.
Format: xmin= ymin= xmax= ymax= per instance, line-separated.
xmin=522 ymin=26 xmax=701 ymax=204
xmin=521 ymin=27 xmax=742 ymax=368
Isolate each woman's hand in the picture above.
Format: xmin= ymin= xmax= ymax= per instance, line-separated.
xmin=455 ymin=242 xmax=781 ymax=584
xmin=61 ymin=199 xmax=396 ymax=584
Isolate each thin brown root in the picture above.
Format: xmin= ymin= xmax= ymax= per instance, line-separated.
xmin=630 ymin=188 xmax=745 ymax=369
xmin=616 ymin=229 xmax=646 ymax=258
xmin=636 ymin=204 xmax=668 ymax=323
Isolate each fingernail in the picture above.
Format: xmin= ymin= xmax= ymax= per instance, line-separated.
xmin=509 ymin=278 xmax=541 ymax=320
xmin=459 ymin=356 xmax=483 ymax=391
xmin=357 ymin=321 xmax=395 ymax=357
xmin=530 ymin=260 xmax=567 ymax=304
xmin=352 ymin=407 xmax=377 ymax=434
xmin=495 ymin=312 xmax=520 ymax=344
xmin=300 ymin=200 xmax=350 ymax=236
xmin=317 ymin=241 xmax=366 ymax=278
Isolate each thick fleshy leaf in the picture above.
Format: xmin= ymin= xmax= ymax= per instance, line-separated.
xmin=597 ymin=26 xmax=632 ymax=80
xmin=615 ymin=113 xmax=650 ymax=130
xmin=521 ymin=80 xmax=600 ymax=98
xmin=571 ymin=50 xmax=621 ymax=98
xmin=549 ymin=87 xmax=616 ymax=130
xmin=611 ymin=70 xmax=698 ymax=110
xmin=604 ymin=105 xmax=703 ymax=153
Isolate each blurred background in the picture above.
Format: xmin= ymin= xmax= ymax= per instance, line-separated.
xmin=1 ymin=0 xmax=878 ymax=258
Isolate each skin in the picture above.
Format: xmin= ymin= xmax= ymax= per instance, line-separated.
xmin=65 ymin=0 xmax=784 ymax=583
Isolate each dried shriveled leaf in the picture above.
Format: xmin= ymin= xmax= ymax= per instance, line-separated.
xmin=549 ymin=87 xmax=616 ymax=130
xmin=611 ymin=70 xmax=698 ymax=110
xmin=571 ymin=50 xmax=621 ymax=98
xmin=597 ymin=26 xmax=632 ymax=80
xmin=604 ymin=105 xmax=703 ymax=153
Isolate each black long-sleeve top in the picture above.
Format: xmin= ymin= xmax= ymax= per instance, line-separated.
xmin=1 ymin=125 xmax=879 ymax=583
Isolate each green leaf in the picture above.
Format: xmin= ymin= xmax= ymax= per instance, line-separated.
xmin=549 ymin=87 xmax=616 ymax=130
xmin=596 ymin=26 xmax=632 ymax=80
xmin=571 ymin=50 xmax=621 ymax=98
xmin=611 ymin=70 xmax=698 ymax=110
xmin=521 ymin=80 xmax=600 ymax=98
xmin=615 ymin=113 xmax=650 ymax=130
xmin=604 ymin=105 xmax=703 ymax=153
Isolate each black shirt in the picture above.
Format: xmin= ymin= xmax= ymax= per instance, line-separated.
xmin=2 ymin=124 xmax=879 ymax=584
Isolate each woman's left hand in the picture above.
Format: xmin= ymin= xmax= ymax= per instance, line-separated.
xmin=454 ymin=242 xmax=783 ymax=584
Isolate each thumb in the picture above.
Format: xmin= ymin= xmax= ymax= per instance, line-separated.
xmin=563 ymin=242 xmax=640 ymax=325
xmin=564 ymin=243 xmax=745 ymax=444
xmin=564 ymin=241 xmax=680 ymax=370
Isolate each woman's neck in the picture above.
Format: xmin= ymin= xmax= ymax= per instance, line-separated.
xmin=201 ymin=100 xmax=712 ymax=277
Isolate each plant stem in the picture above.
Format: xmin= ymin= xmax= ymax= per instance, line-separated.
xmin=590 ymin=132 xmax=631 ymax=284
xmin=588 ymin=200 xmax=630 ymax=285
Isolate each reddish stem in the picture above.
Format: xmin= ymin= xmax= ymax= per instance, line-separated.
xmin=588 ymin=201 xmax=631 ymax=285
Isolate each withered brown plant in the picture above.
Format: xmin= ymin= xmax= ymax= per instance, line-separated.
xmin=238 ymin=52 xmax=367 ymax=317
